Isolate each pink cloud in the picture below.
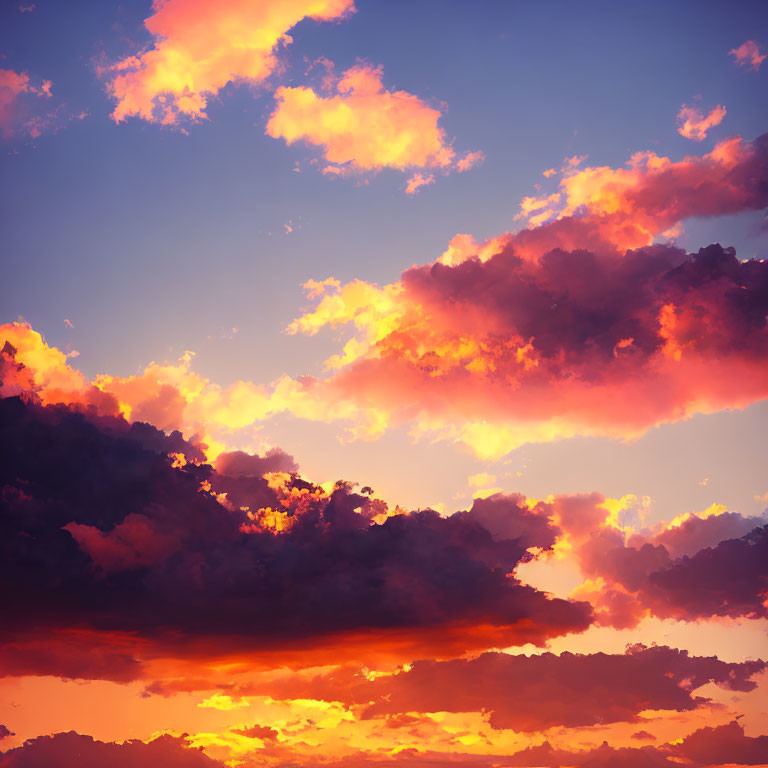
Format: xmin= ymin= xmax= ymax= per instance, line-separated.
xmin=676 ymin=103 xmax=726 ymax=141
xmin=405 ymin=172 xmax=435 ymax=195
xmin=729 ymin=40 xmax=766 ymax=71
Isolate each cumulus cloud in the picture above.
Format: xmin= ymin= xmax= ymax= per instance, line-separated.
xmin=676 ymin=103 xmax=726 ymax=141
xmin=4 ymin=136 xmax=768 ymax=466
xmin=288 ymin=240 xmax=768 ymax=458
xmin=266 ymin=63 xmax=483 ymax=184
xmin=730 ymin=40 xmax=766 ymax=71
xmin=274 ymin=135 xmax=768 ymax=456
xmin=6 ymin=138 xmax=768 ymax=466
xmin=565 ymin=495 xmax=768 ymax=626
xmin=0 ymin=391 xmax=592 ymax=680
xmin=106 ymin=0 xmax=355 ymax=124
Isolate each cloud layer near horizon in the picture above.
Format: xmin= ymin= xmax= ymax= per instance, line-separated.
xmin=4 ymin=720 xmax=768 ymax=768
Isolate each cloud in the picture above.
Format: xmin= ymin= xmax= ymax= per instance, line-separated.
xmin=0 ymin=68 xmax=58 ymax=139
xmin=230 ymin=723 xmax=279 ymax=741
xmin=730 ymin=40 xmax=766 ymax=71
xmin=520 ymin=134 xmax=768 ymax=251
xmin=676 ymin=103 xmax=726 ymax=141
xmin=504 ymin=722 xmax=768 ymax=768
xmin=214 ymin=448 xmax=298 ymax=477
xmin=647 ymin=523 xmax=768 ymax=621
xmin=0 ymin=69 xmax=31 ymax=138
xmin=273 ymin=135 xmax=768 ymax=457
xmin=672 ymin=719 xmax=768 ymax=764
xmin=405 ymin=172 xmax=435 ymax=195
xmin=7 ymin=140 xmax=768 ymax=467
xmin=0 ymin=391 xmax=592 ymax=680
xmin=270 ymin=645 xmax=765 ymax=732
xmin=568 ymin=496 xmax=768 ymax=625
xmin=288 ymin=240 xmax=768 ymax=458
xmin=0 ymin=322 xmax=368 ymax=461
xmin=4 ymin=136 xmax=768 ymax=468
xmin=0 ymin=732 xmax=223 ymax=767
xmin=198 ymin=694 xmax=250 ymax=710
xmin=106 ymin=0 xmax=355 ymax=124
xmin=266 ymin=63 xmax=482 ymax=185
xmin=8 ymin=720 xmax=765 ymax=768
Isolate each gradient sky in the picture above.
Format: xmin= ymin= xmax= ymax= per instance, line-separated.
xmin=3 ymin=0 xmax=768 ymax=521
xmin=1 ymin=1 xmax=768 ymax=766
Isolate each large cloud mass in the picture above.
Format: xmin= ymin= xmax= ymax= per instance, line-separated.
xmin=293 ymin=240 xmax=768 ymax=456
xmin=0 ymin=387 xmax=591 ymax=678
xmin=282 ymin=134 xmax=768 ymax=456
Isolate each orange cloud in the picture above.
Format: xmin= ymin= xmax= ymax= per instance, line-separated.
xmin=729 ymin=39 xmax=766 ymax=71
xmin=0 ymin=322 xmax=383 ymax=461
xmin=676 ymin=103 xmax=726 ymax=141
xmin=106 ymin=0 xmax=355 ymax=124
xmin=514 ymin=134 xmax=767 ymax=255
xmin=266 ymin=63 xmax=482 ymax=183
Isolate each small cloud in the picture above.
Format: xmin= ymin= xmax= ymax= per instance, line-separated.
xmin=64 ymin=318 xmax=73 ymax=328
xmin=676 ymin=103 xmax=726 ymax=141
xmin=564 ymin=154 xmax=588 ymax=168
xmin=405 ymin=172 xmax=435 ymax=195
xmin=456 ymin=150 xmax=485 ymax=173
xmin=754 ymin=491 xmax=768 ymax=504
xmin=542 ymin=168 xmax=557 ymax=178
xmin=198 ymin=694 xmax=250 ymax=711
xmin=698 ymin=477 xmax=710 ymax=486
xmin=729 ymin=40 xmax=766 ymax=71
xmin=18 ymin=2 xmax=36 ymax=12
xmin=302 ymin=277 xmax=341 ymax=299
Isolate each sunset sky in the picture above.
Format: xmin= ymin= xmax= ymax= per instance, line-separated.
xmin=1 ymin=1 xmax=768 ymax=766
